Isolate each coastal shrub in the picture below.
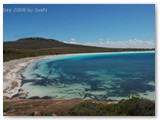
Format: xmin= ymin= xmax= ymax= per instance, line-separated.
xmin=40 ymin=110 xmax=53 ymax=116
xmin=118 ymin=97 xmax=155 ymax=116
xmin=3 ymin=102 xmax=13 ymax=113
xmin=67 ymin=102 xmax=102 ymax=116
xmin=66 ymin=97 xmax=155 ymax=116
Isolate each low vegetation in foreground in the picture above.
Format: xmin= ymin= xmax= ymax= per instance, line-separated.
xmin=66 ymin=97 xmax=155 ymax=116
xmin=3 ymin=102 xmax=13 ymax=113
xmin=3 ymin=37 xmax=154 ymax=62
xmin=3 ymin=97 xmax=155 ymax=116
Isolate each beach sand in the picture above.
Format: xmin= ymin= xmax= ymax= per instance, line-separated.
xmin=3 ymin=54 xmax=71 ymax=98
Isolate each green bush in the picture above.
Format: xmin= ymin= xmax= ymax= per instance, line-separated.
xmin=3 ymin=102 xmax=13 ymax=113
xmin=118 ymin=97 xmax=155 ymax=116
xmin=66 ymin=97 xmax=155 ymax=116
xmin=40 ymin=110 xmax=53 ymax=116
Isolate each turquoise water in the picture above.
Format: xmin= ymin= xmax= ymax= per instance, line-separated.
xmin=19 ymin=52 xmax=155 ymax=100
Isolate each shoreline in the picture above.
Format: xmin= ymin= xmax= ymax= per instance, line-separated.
xmin=3 ymin=51 xmax=155 ymax=99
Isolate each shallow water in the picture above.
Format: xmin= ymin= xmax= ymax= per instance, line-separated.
xmin=19 ymin=52 xmax=155 ymax=100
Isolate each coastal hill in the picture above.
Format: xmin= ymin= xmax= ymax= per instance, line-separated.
xmin=4 ymin=37 xmax=69 ymax=49
xmin=4 ymin=37 xmax=154 ymax=61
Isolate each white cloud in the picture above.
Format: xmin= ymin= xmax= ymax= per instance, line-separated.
xmin=82 ymin=39 xmax=155 ymax=48
xmin=63 ymin=38 xmax=155 ymax=48
xmin=64 ymin=38 xmax=78 ymax=44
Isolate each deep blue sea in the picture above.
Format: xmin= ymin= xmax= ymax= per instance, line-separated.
xmin=20 ymin=52 xmax=155 ymax=100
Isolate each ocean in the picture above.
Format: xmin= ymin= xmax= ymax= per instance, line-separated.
xmin=20 ymin=52 xmax=155 ymax=100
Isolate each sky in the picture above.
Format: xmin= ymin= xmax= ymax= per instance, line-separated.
xmin=3 ymin=4 xmax=155 ymax=48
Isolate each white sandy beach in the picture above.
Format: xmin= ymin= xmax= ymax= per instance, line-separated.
xmin=3 ymin=51 xmax=155 ymax=98
xmin=3 ymin=54 xmax=73 ymax=98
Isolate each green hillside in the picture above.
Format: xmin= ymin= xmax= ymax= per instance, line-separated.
xmin=3 ymin=37 xmax=154 ymax=62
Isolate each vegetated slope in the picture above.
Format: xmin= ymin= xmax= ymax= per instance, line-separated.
xmin=3 ymin=97 xmax=155 ymax=116
xmin=66 ymin=97 xmax=155 ymax=116
xmin=3 ymin=37 xmax=154 ymax=62
xmin=4 ymin=37 xmax=68 ymax=49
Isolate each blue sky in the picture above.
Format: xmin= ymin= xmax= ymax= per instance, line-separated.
xmin=3 ymin=4 xmax=155 ymax=48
